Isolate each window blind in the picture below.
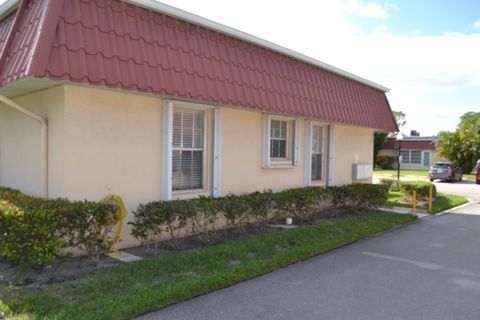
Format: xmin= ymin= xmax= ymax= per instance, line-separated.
xmin=172 ymin=107 xmax=204 ymax=190
xmin=270 ymin=119 xmax=287 ymax=158
xmin=311 ymin=125 xmax=323 ymax=181
xmin=400 ymin=150 xmax=410 ymax=164
xmin=410 ymin=151 xmax=421 ymax=164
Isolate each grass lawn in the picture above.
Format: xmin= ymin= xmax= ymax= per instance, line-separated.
xmin=386 ymin=191 xmax=468 ymax=213
xmin=1 ymin=212 xmax=415 ymax=320
xmin=375 ymin=169 xmax=475 ymax=181
xmin=375 ymin=169 xmax=429 ymax=177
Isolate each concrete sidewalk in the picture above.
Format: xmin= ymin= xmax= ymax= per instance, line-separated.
xmin=378 ymin=206 xmax=429 ymax=218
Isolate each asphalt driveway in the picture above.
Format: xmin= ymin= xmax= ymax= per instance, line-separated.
xmin=433 ymin=179 xmax=480 ymax=203
xmin=138 ymin=199 xmax=480 ymax=320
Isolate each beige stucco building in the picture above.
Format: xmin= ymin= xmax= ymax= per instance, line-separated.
xmin=0 ymin=0 xmax=397 ymax=248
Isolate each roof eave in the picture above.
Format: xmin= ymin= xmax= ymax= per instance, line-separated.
xmin=123 ymin=0 xmax=390 ymax=92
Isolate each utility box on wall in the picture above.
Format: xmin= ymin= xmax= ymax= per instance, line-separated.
xmin=352 ymin=163 xmax=373 ymax=180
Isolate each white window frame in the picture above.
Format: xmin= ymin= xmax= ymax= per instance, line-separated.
xmin=171 ymin=107 xmax=206 ymax=192
xmin=162 ymin=100 xmax=222 ymax=200
xmin=421 ymin=150 xmax=431 ymax=169
xmin=410 ymin=150 xmax=422 ymax=164
xmin=270 ymin=119 xmax=289 ymax=160
xmin=400 ymin=150 xmax=411 ymax=164
xmin=304 ymin=120 xmax=329 ymax=186
xmin=262 ymin=114 xmax=299 ymax=168
xmin=400 ymin=150 xmax=422 ymax=165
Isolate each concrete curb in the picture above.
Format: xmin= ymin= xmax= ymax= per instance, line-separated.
xmin=435 ymin=198 xmax=475 ymax=216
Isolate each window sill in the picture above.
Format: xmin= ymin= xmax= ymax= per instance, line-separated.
xmin=310 ymin=180 xmax=326 ymax=186
xmin=262 ymin=164 xmax=296 ymax=169
xmin=172 ymin=189 xmax=210 ymax=200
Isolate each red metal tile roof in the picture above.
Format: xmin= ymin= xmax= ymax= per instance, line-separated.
xmin=383 ymin=138 xmax=437 ymax=150
xmin=0 ymin=0 xmax=398 ymax=131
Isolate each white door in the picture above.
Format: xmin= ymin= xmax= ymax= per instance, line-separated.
xmin=422 ymin=151 xmax=431 ymax=169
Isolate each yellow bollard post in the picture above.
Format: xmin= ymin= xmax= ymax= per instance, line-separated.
xmin=428 ymin=186 xmax=433 ymax=214
xmin=412 ymin=190 xmax=417 ymax=217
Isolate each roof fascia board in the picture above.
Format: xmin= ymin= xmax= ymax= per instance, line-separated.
xmin=123 ymin=0 xmax=390 ymax=92
xmin=0 ymin=0 xmax=18 ymax=20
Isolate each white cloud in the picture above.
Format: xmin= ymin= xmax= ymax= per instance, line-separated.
xmin=358 ymin=2 xmax=389 ymax=18
xmin=473 ymin=19 xmax=480 ymax=30
xmin=342 ymin=0 xmax=395 ymax=19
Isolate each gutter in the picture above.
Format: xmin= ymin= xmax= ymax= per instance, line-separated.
xmin=0 ymin=95 xmax=48 ymax=198
xmin=0 ymin=0 xmax=18 ymax=20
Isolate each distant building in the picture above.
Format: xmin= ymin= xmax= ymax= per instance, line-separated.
xmin=379 ymin=136 xmax=442 ymax=170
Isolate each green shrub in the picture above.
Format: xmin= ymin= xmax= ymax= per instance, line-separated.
xmin=399 ymin=181 xmax=437 ymax=200
xmin=217 ymin=194 xmax=250 ymax=231
xmin=61 ymin=200 xmax=119 ymax=262
xmin=130 ymin=184 xmax=388 ymax=247
xmin=246 ymin=190 xmax=274 ymax=225
xmin=345 ymin=183 xmax=389 ymax=209
xmin=326 ymin=184 xmax=387 ymax=215
xmin=189 ymin=196 xmax=223 ymax=244
xmin=380 ymin=178 xmax=400 ymax=191
xmin=273 ymin=187 xmax=326 ymax=220
xmin=375 ymin=155 xmax=395 ymax=169
xmin=0 ymin=201 xmax=65 ymax=269
xmin=0 ymin=187 xmax=117 ymax=268
xmin=130 ymin=200 xmax=190 ymax=251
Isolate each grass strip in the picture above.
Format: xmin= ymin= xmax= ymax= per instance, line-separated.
xmin=1 ymin=212 xmax=415 ymax=320
xmin=430 ymin=193 xmax=469 ymax=213
xmin=374 ymin=169 xmax=475 ymax=180
xmin=386 ymin=191 xmax=468 ymax=213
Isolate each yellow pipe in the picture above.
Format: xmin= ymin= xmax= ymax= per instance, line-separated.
xmin=102 ymin=194 xmax=127 ymax=252
xmin=428 ymin=186 xmax=433 ymax=214
xmin=412 ymin=191 xmax=417 ymax=217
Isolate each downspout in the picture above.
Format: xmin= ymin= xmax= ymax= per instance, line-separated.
xmin=0 ymin=95 xmax=48 ymax=198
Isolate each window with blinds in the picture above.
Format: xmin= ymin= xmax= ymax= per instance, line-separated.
xmin=172 ymin=107 xmax=205 ymax=191
xmin=270 ymin=119 xmax=288 ymax=158
xmin=400 ymin=150 xmax=421 ymax=164
xmin=400 ymin=150 xmax=410 ymax=164
xmin=410 ymin=151 xmax=421 ymax=164
xmin=311 ymin=125 xmax=323 ymax=181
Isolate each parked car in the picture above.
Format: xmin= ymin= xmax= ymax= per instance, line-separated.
xmin=429 ymin=161 xmax=463 ymax=182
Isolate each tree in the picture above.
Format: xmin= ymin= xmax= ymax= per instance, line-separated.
xmin=392 ymin=111 xmax=406 ymax=131
xmin=436 ymin=111 xmax=480 ymax=173
xmin=373 ymin=110 xmax=406 ymax=160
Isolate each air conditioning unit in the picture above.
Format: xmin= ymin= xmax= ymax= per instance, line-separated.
xmin=352 ymin=163 xmax=373 ymax=180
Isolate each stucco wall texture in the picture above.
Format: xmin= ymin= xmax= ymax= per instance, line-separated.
xmin=0 ymin=84 xmax=375 ymax=248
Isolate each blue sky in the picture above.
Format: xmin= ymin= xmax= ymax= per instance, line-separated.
xmin=352 ymin=0 xmax=480 ymax=36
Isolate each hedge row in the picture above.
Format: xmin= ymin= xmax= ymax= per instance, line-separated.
xmin=0 ymin=187 xmax=117 ymax=269
xmin=0 ymin=184 xmax=388 ymax=268
xmin=129 ymin=184 xmax=388 ymax=251
xmin=380 ymin=179 xmax=437 ymax=200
